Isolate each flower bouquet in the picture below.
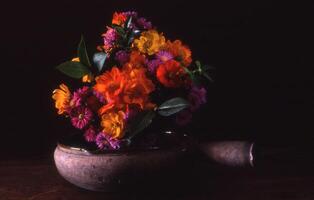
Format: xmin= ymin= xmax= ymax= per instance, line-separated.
xmin=52 ymin=11 xmax=212 ymax=151
xmin=52 ymin=10 xmax=213 ymax=192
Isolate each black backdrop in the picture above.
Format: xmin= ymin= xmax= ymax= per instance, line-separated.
xmin=1 ymin=0 xmax=313 ymax=158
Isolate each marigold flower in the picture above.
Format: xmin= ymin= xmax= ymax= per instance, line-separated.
xmin=156 ymin=60 xmax=187 ymax=88
xmin=133 ymin=30 xmax=165 ymax=55
xmin=52 ymin=84 xmax=71 ymax=114
xmin=123 ymin=67 xmax=155 ymax=109
xmin=112 ymin=12 xmax=128 ymax=26
xmin=163 ymin=40 xmax=192 ymax=66
xmin=94 ymin=67 xmax=125 ymax=103
xmin=101 ymin=111 xmax=126 ymax=139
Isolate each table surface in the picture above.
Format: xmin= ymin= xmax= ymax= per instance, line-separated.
xmin=1 ymin=156 xmax=314 ymax=200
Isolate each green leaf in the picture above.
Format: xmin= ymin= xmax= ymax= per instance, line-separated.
xmin=56 ymin=61 xmax=90 ymax=78
xmin=127 ymin=111 xmax=156 ymax=139
xmin=93 ymin=52 xmax=107 ymax=72
xmin=157 ymin=97 xmax=190 ymax=116
xmin=125 ymin=16 xmax=132 ymax=29
xmin=78 ymin=35 xmax=91 ymax=67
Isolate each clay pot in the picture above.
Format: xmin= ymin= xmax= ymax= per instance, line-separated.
xmin=54 ymin=133 xmax=191 ymax=192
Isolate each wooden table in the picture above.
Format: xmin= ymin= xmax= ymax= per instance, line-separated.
xmin=1 ymin=156 xmax=314 ymax=200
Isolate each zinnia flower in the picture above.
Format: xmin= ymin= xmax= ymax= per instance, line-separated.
xmin=95 ymin=132 xmax=110 ymax=150
xmin=70 ymin=106 xmax=93 ymax=129
xmin=52 ymin=84 xmax=71 ymax=114
xmin=163 ymin=40 xmax=192 ymax=66
xmin=94 ymin=67 xmax=125 ymax=103
xmin=70 ymin=86 xmax=89 ymax=107
xmin=188 ymin=86 xmax=207 ymax=111
xmin=156 ymin=60 xmax=187 ymax=88
xmin=101 ymin=111 xmax=126 ymax=139
xmin=84 ymin=126 xmax=97 ymax=142
xmin=133 ymin=30 xmax=165 ymax=55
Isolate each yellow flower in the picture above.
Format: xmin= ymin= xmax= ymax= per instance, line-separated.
xmin=101 ymin=111 xmax=126 ymax=139
xmin=52 ymin=84 xmax=71 ymax=114
xmin=133 ymin=30 xmax=165 ymax=55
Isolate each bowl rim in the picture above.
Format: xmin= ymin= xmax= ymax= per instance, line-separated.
xmin=56 ymin=141 xmax=187 ymax=156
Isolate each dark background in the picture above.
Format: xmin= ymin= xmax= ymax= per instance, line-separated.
xmin=1 ymin=0 xmax=313 ymax=158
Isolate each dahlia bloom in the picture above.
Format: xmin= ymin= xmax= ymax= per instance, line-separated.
xmin=133 ymin=30 xmax=165 ymax=55
xmin=71 ymin=86 xmax=89 ymax=107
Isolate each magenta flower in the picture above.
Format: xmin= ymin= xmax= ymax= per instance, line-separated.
xmin=102 ymin=27 xmax=118 ymax=51
xmin=95 ymin=132 xmax=128 ymax=150
xmin=137 ymin=17 xmax=152 ymax=29
xmin=115 ymin=50 xmax=129 ymax=65
xmin=70 ymin=106 xmax=93 ymax=129
xmin=147 ymin=59 xmax=162 ymax=74
xmin=71 ymin=86 xmax=89 ymax=107
xmin=175 ymin=110 xmax=193 ymax=126
xmin=188 ymin=86 xmax=207 ymax=111
xmin=84 ymin=126 xmax=97 ymax=142
xmin=156 ymin=51 xmax=173 ymax=62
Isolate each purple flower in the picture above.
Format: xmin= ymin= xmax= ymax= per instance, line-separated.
xmin=115 ymin=50 xmax=129 ymax=65
xmin=84 ymin=126 xmax=97 ymax=142
xmin=156 ymin=51 xmax=173 ymax=62
xmin=92 ymin=90 xmax=105 ymax=103
xmin=137 ymin=17 xmax=152 ymax=29
xmin=123 ymin=11 xmax=138 ymax=19
xmin=95 ymin=133 xmax=109 ymax=150
xmin=70 ymin=106 xmax=93 ymax=129
xmin=147 ymin=59 xmax=162 ymax=74
xmin=188 ymin=86 xmax=207 ymax=111
xmin=71 ymin=86 xmax=89 ymax=107
xmin=175 ymin=110 xmax=193 ymax=126
xmin=95 ymin=132 xmax=129 ymax=150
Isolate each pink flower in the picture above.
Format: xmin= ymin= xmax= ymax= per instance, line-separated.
xmin=84 ymin=126 xmax=97 ymax=142
xmin=137 ymin=17 xmax=152 ymax=29
xmin=70 ymin=107 xmax=93 ymax=129
xmin=71 ymin=86 xmax=89 ymax=107
xmin=188 ymin=86 xmax=207 ymax=111
xmin=102 ymin=27 xmax=118 ymax=51
xmin=156 ymin=51 xmax=173 ymax=62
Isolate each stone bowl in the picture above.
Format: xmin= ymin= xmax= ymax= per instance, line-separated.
xmin=54 ymin=133 xmax=192 ymax=192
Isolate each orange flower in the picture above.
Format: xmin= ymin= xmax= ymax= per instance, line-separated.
xmin=133 ymin=30 xmax=166 ymax=55
xmin=123 ymin=67 xmax=155 ymax=109
xmin=129 ymin=51 xmax=147 ymax=68
xmin=163 ymin=40 xmax=192 ymax=66
xmin=101 ymin=111 xmax=126 ymax=139
xmin=156 ymin=60 xmax=187 ymax=88
xmin=112 ymin=12 xmax=127 ymax=26
xmin=94 ymin=67 xmax=125 ymax=103
xmin=52 ymin=84 xmax=71 ymax=114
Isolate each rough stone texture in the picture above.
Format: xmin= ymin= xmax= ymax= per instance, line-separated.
xmin=54 ymin=145 xmax=189 ymax=192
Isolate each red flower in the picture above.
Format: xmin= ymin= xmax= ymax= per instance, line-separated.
xmin=156 ymin=60 xmax=188 ymax=88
